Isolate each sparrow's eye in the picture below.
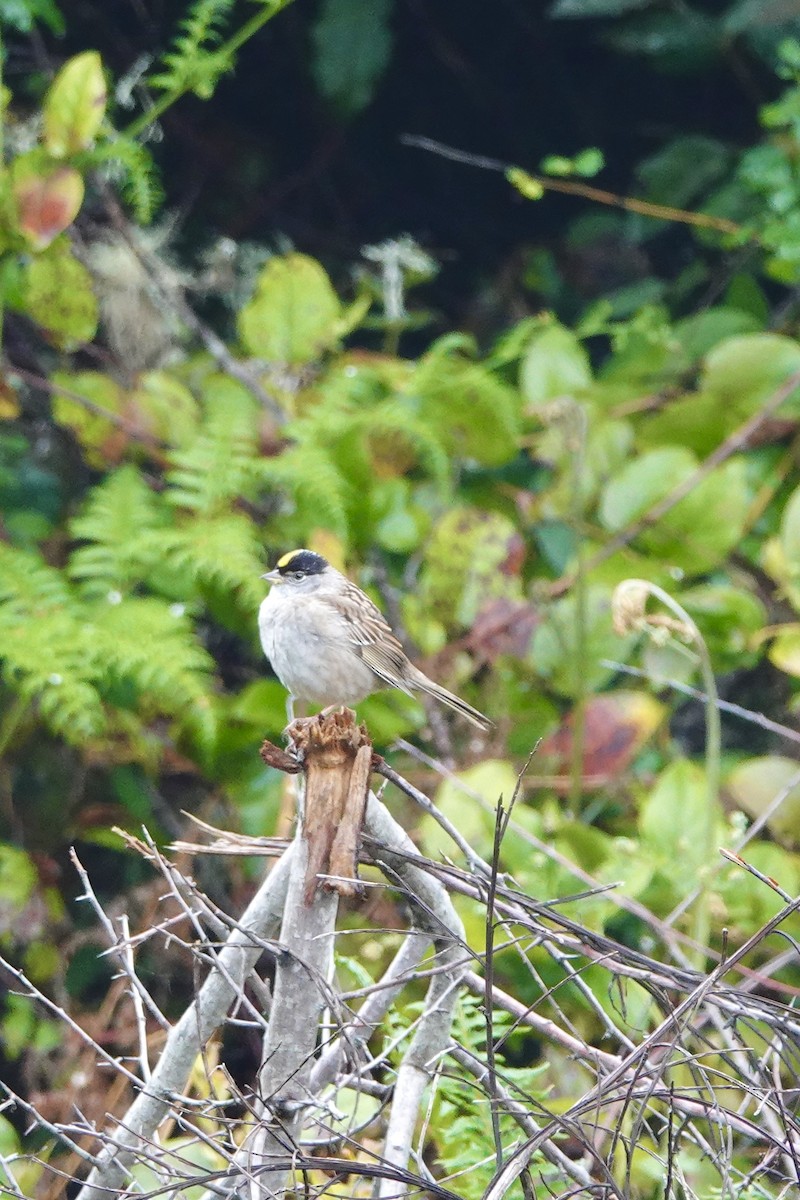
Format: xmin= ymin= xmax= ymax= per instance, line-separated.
xmin=292 ymin=570 xmax=305 ymax=580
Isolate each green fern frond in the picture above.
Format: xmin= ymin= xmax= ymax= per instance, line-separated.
xmin=149 ymin=0 xmax=236 ymax=98
xmin=350 ymin=399 xmax=450 ymax=483
xmin=69 ymin=466 xmax=169 ymax=599
xmin=432 ymin=993 xmax=550 ymax=1200
xmin=92 ymin=597 xmax=216 ymax=750
xmin=0 ymin=545 xmax=217 ymax=750
xmin=92 ymin=136 xmax=164 ymax=224
xmin=0 ymin=609 xmax=108 ymax=742
xmin=166 ymin=419 xmax=258 ymax=515
xmin=294 ymin=396 xmax=447 ymax=476
xmin=286 ymin=366 xmax=451 ymax=495
xmin=153 ymin=513 xmax=265 ymax=610
xmin=413 ymin=353 xmax=522 ymax=468
xmin=256 ymin=444 xmax=350 ymax=539
xmin=0 ymin=547 xmax=108 ymax=742
xmin=0 ymin=544 xmax=72 ymax=615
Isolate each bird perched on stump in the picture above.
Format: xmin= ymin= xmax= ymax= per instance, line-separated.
xmin=259 ymin=549 xmax=492 ymax=730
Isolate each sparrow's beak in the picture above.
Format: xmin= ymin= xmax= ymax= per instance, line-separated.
xmin=261 ymin=568 xmax=282 ymax=584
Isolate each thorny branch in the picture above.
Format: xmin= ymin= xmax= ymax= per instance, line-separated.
xmin=3 ymin=716 xmax=800 ymax=1200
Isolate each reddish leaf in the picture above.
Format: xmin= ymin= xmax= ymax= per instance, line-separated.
xmin=498 ymin=531 xmax=526 ymax=576
xmin=538 ymin=692 xmax=664 ymax=789
xmin=14 ymin=166 xmax=84 ymax=249
xmin=465 ymin=597 xmax=539 ymax=663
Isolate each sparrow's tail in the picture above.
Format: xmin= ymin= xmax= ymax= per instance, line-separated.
xmin=411 ymin=668 xmax=493 ymax=731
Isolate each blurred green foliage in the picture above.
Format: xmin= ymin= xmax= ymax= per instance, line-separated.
xmin=3 ymin=3 xmax=800 ymax=1194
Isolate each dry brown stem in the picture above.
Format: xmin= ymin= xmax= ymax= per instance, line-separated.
xmin=284 ymin=710 xmax=372 ymax=903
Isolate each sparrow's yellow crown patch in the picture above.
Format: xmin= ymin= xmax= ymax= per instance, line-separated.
xmin=275 ymin=549 xmax=328 ymax=577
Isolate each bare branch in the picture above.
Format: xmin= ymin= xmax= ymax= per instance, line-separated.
xmin=74 ymin=845 xmax=295 ymax=1200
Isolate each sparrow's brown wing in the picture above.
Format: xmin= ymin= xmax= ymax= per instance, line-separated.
xmin=320 ymin=582 xmax=414 ymax=694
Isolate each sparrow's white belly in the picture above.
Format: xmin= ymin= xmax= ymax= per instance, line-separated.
xmin=258 ymin=593 xmax=376 ymax=705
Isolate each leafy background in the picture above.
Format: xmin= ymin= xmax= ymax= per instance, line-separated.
xmin=3 ymin=0 xmax=800 ymax=1194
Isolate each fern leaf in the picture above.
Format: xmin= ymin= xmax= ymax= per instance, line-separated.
xmin=256 ymin=445 xmax=350 ymax=540
xmin=0 ymin=547 xmax=107 ymax=741
xmin=69 ymin=466 xmax=169 ymax=598
xmin=153 ymin=513 xmax=265 ymax=610
xmin=93 ymin=596 xmax=213 ymax=701
xmin=0 ymin=608 xmax=108 ymax=742
xmin=166 ymin=418 xmax=258 ymax=515
xmin=93 ymin=596 xmax=217 ymax=753
xmin=351 ymin=400 xmax=450 ymax=483
xmin=0 ymin=544 xmax=218 ymax=751
xmin=92 ymin=136 xmax=164 ymax=224
xmin=413 ymin=353 xmax=522 ymax=468
xmin=149 ymin=0 xmax=236 ymax=97
xmin=432 ymin=993 xmax=550 ymax=1199
xmin=0 ymin=544 xmax=72 ymax=615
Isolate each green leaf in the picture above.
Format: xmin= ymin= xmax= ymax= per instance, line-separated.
xmin=92 ymin=134 xmax=163 ymax=223
xmin=424 ymin=759 xmax=519 ymax=860
xmin=637 ymin=390 xmax=734 ymax=457
xmin=0 ymin=843 xmax=37 ymax=908
xmin=228 ymin=678 xmax=288 ymax=729
xmin=155 ymin=513 xmax=265 ymax=611
xmin=372 ymin=479 xmax=429 ymax=553
xmin=419 ymin=507 xmax=524 ymax=630
xmin=506 ymin=167 xmax=544 ymax=201
xmin=0 ymin=542 xmax=219 ymax=752
xmin=779 ymin=482 xmax=800 ymax=565
xmin=636 ymin=135 xmax=730 ymax=211
xmin=520 ymin=324 xmax=592 ymax=409
xmin=727 ymin=756 xmax=800 ymax=846
xmin=238 ymin=253 xmax=342 ymax=364
xmin=677 ymin=582 xmax=766 ymax=668
xmin=600 ymin=446 xmax=694 ymax=530
xmin=413 ymin=350 xmax=521 ymax=467
xmin=541 ymin=148 xmax=604 ymax=178
xmin=165 ymin=415 xmax=257 ymax=515
xmin=0 ymin=542 xmax=71 ymax=613
xmin=539 ymin=154 xmax=570 ymax=177
xmin=668 ymin=308 xmax=762 ymax=371
xmin=257 ymin=444 xmax=350 ymax=541
xmin=530 ymin=586 xmax=635 ymax=698
xmin=573 ymin=147 xmax=605 ymax=176
xmin=701 ymin=333 xmax=800 ymax=418
xmin=69 ymin=466 xmax=169 ymax=598
xmin=1 ymin=606 xmax=108 ymax=741
xmin=149 ymin=0 xmax=236 ymax=98
xmin=0 ymin=1112 xmax=20 ymax=1156
xmin=43 ymin=51 xmax=106 ymax=157
xmin=604 ymin=11 xmax=720 ymax=72
xmin=638 ymin=760 xmax=719 ymax=883
xmin=92 ymin=596 xmax=215 ymax=747
xmin=51 ymin=371 xmax=125 ymax=466
xmin=600 ymin=448 xmax=751 ymax=574
xmin=311 ymin=0 xmax=393 ymax=117
xmin=641 ymin=460 xmax=749 ymax=574
xmin=0 ymin=0 xmax=64 ymax=34
xmin=767 ymin=627 xmax=800 ymax=678
xmin=131 ymin=371 xmax=200 ymax=447
xmin=23 ymin=238 xmax=98 ymax=347
xmin=550 ymin=0 xmax=652 ymax=15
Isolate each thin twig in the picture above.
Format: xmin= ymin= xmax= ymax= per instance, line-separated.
xmin=402 ymin=133 xmax=744 ymax=235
